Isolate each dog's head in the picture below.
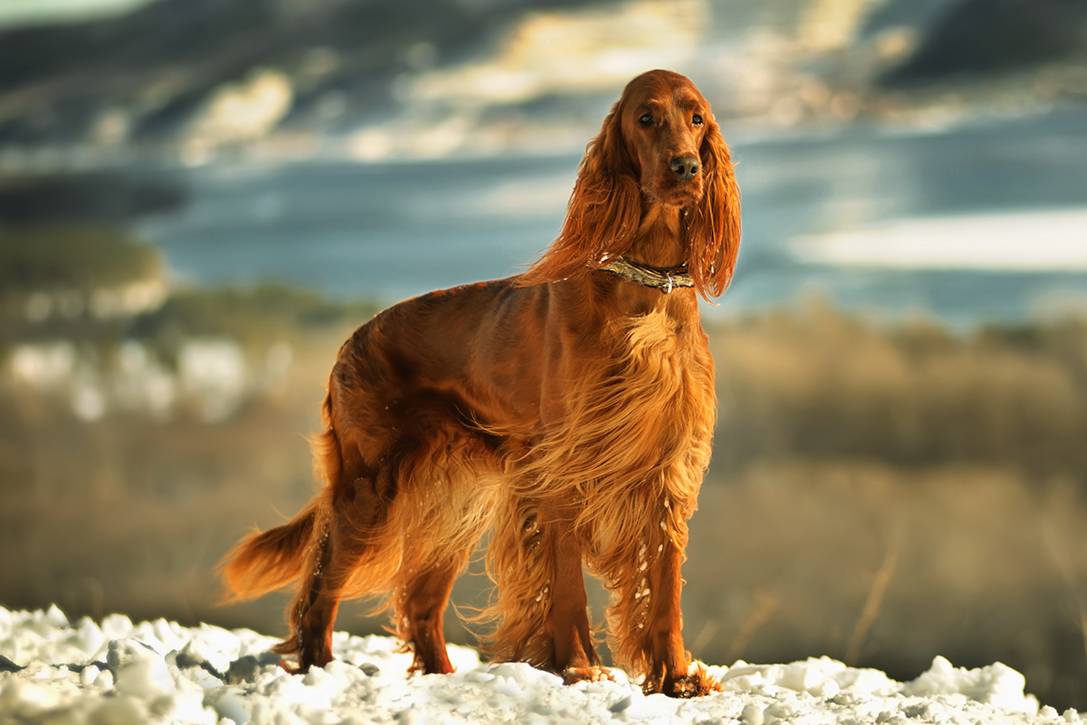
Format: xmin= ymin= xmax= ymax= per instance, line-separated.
xmin=525 ymin=70 xmax=742 ymax=299
xmin=611 ymin=69 xmax=712 ymax=207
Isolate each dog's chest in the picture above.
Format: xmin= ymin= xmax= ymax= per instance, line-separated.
xmin=592 ymin=310 xmax=715 ymax=447
xmin=613 ymin=311 xmax=711 ymax=393
xmin=561 ymin=309 xmax=716 ymax=499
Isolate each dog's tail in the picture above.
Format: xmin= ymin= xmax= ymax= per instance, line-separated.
xmin=219 ymin=500 xmax=318 ymax=602
xmin=220 ymin=389 xmax=341 ymax=603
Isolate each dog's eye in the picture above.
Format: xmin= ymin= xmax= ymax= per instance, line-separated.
xmin=638 ymin=113 xmax=653 ymax=126
xmin=692 ymin=114 xmax=704 ymax=126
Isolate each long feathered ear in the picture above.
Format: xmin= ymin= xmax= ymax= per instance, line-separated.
xmin=685 ymin=116 xmax=741 ymax=299
xmin=519 ymin=102 xmax=642 ymax=285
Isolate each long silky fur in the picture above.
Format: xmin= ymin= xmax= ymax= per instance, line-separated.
xmin=327 ymin=426 xmax=501 ymax=618
xmin=472 ymin=493 xmax=557 ymax=666
xmin=519 ymin=101 xmax=642 ymax=287
xmin=219 ymin=501 xmax=319 ymax=603
xmin=473 ymin=308 xmax=715 ymax=670
xmin=686 ymin=115 xmax=742 ymax=298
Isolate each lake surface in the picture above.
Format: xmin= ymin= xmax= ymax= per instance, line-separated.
xmin=143 ymin=108 xmax=1087 ymax=326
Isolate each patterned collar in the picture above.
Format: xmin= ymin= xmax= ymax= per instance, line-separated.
xmin=597 ymin=256 xmax=694 ymax=294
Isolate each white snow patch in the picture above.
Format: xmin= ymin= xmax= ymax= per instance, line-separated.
xmin=0 ymin=605 xmax=1081 ymax=724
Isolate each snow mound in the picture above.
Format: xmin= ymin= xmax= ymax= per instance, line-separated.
xmin=0 ymin=605 xmax=1081 ymax=724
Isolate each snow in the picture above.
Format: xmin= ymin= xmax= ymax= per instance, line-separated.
xmin=0 ymin=605 xmax=1082 ymax=724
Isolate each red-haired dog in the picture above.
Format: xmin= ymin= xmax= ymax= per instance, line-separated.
xmin=222 ymin=69 xmax=741 ymax=697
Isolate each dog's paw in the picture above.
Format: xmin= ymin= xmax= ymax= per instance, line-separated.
xmin=668 ymin=662 xmax=722 ymax=698
xmin=644 ymin=661 xmax=722 ymax=698
xmin=278 ymin=657 xmax=305 ymax=675
xmin=562 ymin=665 xmax=615 ymax=685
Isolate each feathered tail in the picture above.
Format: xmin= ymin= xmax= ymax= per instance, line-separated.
xmin=220 ymin=501 xmax=319 ymax=602
xmin=220 ymin=388 xmax=341 ymax=603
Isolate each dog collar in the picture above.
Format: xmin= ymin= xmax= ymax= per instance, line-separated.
xmin=597 ymin=256 xmax=694 ymax=294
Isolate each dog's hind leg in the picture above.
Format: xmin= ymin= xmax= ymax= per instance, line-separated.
xmin=277 ymin=443 xmax=396 ymax=672
xmin=391 ymin=445 xmax=496 ymax=675
xmin=277 ymin=511 xmax=336 ymax=672
xmin=394 ymin=554 xmax=469 ymax=675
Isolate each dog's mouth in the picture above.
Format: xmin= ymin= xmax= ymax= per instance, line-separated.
xmin=646 ymin=178 xmax=704 ymax=207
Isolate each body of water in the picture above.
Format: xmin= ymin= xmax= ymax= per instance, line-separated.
xmin=143 ymin=108 xmax=1087 ymax=326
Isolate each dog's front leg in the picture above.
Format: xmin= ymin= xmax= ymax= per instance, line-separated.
xmin=542 ymin=502 xmax=607 ymax=683
xmin=640 ymin=529 xmax=719 ymax=697
xmin=596 ymin=490 xmax=720 ymax=698
xmin=487 ymin=495 xmax=606 ymax=679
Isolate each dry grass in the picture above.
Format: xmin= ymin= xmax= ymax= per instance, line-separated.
xmin=711 ymin=301 xmax=1087 ymax=477
xmin=1 ymin=304 xmax=1086 ymax=708
xmin=725 ymin=590 xmax=781 ymax=663
xmin=845 ymin=525 xmax=902 ymax=663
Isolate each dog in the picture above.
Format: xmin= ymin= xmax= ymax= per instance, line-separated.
xmin=221 ymin=69 xmax=741 ymax=698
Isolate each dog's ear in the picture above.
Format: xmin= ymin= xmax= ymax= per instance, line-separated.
xmin=521 ymin=102 xmax=642 ymax=285
xmin=685 ymin=115 xmax=741 ymax=299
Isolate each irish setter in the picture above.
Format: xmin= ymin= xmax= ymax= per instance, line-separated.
xmin=222 ymin=69 xmax=741 ymax=698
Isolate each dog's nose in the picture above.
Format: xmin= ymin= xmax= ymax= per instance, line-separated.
xmin=669 ymin=155 xmax=700 ymax=181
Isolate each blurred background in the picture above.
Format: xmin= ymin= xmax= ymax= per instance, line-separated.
xmin=1 ymin=0 xmax=1086 ymax=709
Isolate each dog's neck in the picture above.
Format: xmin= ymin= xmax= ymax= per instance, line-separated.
xmin=624 ymin=203 xmax=686 ymax=269
xmin=595 ymin=203 xmax=699 ymax=319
